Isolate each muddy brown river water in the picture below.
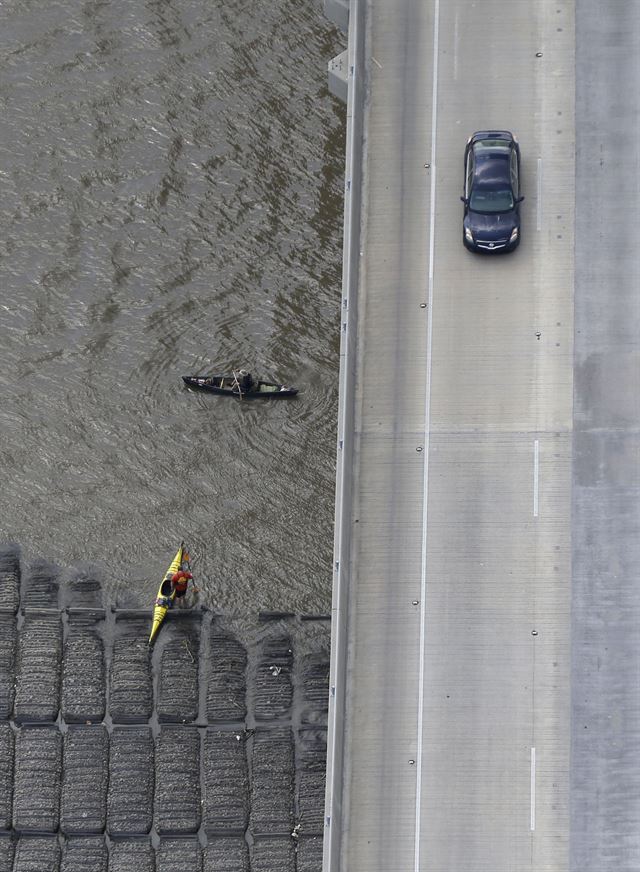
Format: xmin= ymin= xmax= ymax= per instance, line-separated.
xmin=0 ymin=0 xmax=346 ymax=614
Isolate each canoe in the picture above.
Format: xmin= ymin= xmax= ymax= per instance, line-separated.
xmin=182 ymin=374 xmax=298 ymax=398
xmin=148 ymin=542 xmax=190 ymax=645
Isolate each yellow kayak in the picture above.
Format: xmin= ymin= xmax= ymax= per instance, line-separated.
xmin=148 ymin=542 xmax=190 ymax=644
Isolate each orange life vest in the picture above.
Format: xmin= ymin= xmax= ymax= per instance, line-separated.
xmin=171 ymin=571 xmax=190 ymax=593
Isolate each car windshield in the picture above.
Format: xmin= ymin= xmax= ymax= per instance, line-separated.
xmin=469 ymin=187 xmax=514 ymax=213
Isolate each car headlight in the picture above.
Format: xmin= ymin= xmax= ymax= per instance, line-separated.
xmin=509 ymin=227 xmax=519 ymax=242
xmin=465 ymin=227 xmax=473 ymax=242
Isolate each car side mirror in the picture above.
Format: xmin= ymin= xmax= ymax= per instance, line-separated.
xmin=517 ymin=195 xmax=525 ymax=203
xmin=460 ymin=196 xmax=468 ymax=205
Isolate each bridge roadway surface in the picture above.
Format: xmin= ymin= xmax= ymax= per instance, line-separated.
xmin=326 ymin=0 xmax=640 ymax=870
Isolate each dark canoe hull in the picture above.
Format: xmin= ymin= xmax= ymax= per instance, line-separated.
xmin=182 ymin=375 xmax=298 ymax=398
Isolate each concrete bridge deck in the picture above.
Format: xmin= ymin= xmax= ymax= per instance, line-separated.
xmin=324 ymin=1 xmax=640 ymax=871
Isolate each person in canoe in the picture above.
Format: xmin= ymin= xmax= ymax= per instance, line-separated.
xmin=234 ymin=370 xmax=253 ymax=393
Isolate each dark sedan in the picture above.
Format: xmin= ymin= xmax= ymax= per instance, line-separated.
xmin=461 ymin=130 xmax=524 ymax=253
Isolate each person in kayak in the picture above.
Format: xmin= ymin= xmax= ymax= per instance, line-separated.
xmin=170 ymin=569 xmax=195 ymax=603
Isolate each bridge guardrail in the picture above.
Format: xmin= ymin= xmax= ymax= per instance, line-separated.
xmin=322 ymin=1 xmax=367 ymax=870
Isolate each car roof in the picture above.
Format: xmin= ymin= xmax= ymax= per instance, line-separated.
xmin=472 ymin=147 xmax=511 ymax=187
xmin=473 ymin=149 xmax=511 ymax=187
